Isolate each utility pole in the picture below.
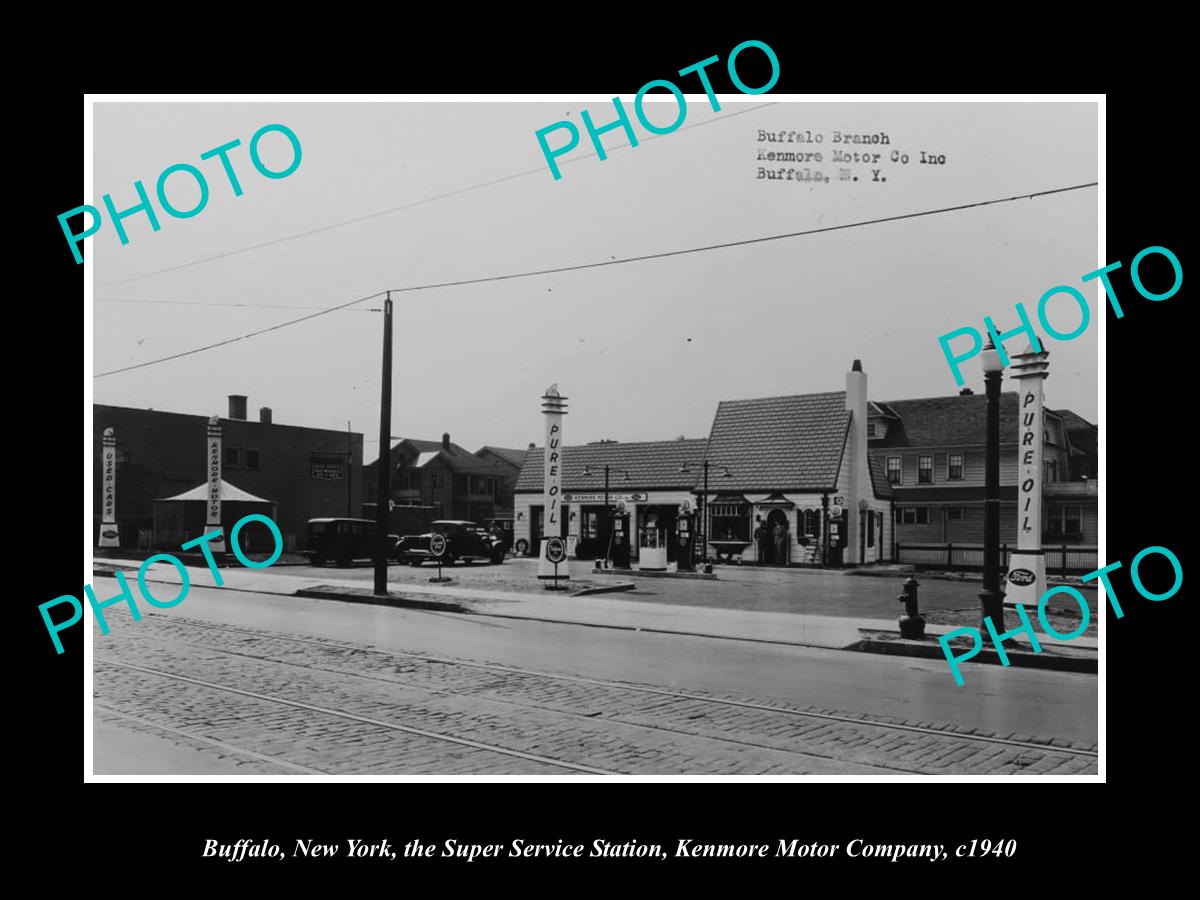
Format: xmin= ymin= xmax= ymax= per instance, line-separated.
xmin=603 ymin=465 xmax=610 ymax=564
xmin=374 ymin=292 xmax=393 ymax=596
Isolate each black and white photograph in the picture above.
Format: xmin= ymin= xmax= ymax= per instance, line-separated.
xmin=78 ymin=93 xmax=1108 ymax=782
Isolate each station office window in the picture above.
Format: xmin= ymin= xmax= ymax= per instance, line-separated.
xmin=711 ymin=504 xmax=751 ymax=542
xmin=947 ymin=506 xmax=965 ymax=520
xmin=245 ymin=448 xmax=260 ymax=469
xmin=224 ymin=446 xmax=239 ymax=467
xmin=886 ymin=457 xmax=901 ymax=484
xmin=581 ymin=508 xmax=601 ymax=539
xmin=901 ymin=507 xmax=929 ymax=525
xmin=918 ymin=456 xmax=933 ymax=484
xmin=948 ymin=453 xmax=963 ymax=480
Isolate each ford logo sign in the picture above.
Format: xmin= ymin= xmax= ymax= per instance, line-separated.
xmin=1008 ymin=568 xmax=1036 ymax=586
xmin=101 ymin=530 xmax=118 ymax=539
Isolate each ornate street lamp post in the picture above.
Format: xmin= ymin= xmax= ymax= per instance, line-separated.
xmin=582 ymin=464 xmax=629 ymax=567
xmin=679 ymin=461 xmax=731 ymax=565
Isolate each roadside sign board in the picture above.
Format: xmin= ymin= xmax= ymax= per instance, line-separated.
xmin=430 ymin=533 xmax=447 ymax=558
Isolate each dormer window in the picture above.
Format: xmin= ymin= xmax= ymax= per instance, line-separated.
xmin=867 ymin=422 xmax=877 ymax=438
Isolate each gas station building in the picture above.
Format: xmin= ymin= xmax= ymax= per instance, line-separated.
xmin=513 ymin=438 xmax=708 ymax=566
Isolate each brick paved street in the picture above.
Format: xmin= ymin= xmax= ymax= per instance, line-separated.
xmin=92 ymin=587 xmax=1098 ymax=776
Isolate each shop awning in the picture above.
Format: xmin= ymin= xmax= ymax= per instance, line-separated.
xmin=754 ymin=492 xmax=795 ymax=509
xmin=707 ymin=493 xmax=749 ymax=516
xmin=158 ymin=479 xmax=271 ymax=503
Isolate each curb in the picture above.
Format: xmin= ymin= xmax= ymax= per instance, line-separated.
xmin=844 ymin=568 xmax=1094 ymax=588
xmin=570 ymin=582 xmax=637 ymax=597
xmin=849 ymin=629 xmax=1097 ymax=674
xmin=293 ymin=588 xmax=467 ymax=614
xmin=590 ymin=569 xmax=718 ymax=581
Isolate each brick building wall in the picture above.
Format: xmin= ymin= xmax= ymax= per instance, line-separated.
xmin=93 ymin=404 xmax=363 ymax=551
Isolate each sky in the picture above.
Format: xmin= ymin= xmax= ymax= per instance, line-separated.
xmin=91 ymin=99 xmax=1098 ymax=462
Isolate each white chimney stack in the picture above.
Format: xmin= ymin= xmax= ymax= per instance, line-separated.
xmin=845 ymin=360 xmax=869 ymax=559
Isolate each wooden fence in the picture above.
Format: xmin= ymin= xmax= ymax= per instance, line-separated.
xmin=896 ymin=543 xmax=1098 ymax=574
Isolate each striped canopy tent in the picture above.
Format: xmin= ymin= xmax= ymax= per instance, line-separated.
xmin=152 ymin=479 xmax=277 ymax=551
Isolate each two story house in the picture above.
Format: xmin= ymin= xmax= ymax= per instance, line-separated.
xmin=365 ymin=433 xmax=504 ymax=523
xmin=868 ymin=392 xmax=1097 ymax=571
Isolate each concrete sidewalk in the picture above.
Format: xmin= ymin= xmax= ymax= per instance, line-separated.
xmin=93 ymin=558 xmax=1097 ymax=658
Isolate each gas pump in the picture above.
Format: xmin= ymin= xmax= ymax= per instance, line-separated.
xmin=676 ymin=499 xmax=694 ymax=571
xmin=828 ymin=504 xmax=844 ymax=566
xmin=611 ymin=499 xmax=631 ymax=569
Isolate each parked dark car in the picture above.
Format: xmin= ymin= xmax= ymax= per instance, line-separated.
xmin=395 ymin=520 xmax=506 ymax=566
xmin=306 ymin=518 xmax=400 ymax=567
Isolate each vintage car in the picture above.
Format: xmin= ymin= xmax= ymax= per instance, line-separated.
xmin=394 ymin=519 xmax=506 ymax=566
xmin=306 ymin=518 xmax=400 ymax=567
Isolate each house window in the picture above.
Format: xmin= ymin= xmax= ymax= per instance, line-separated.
xmin=918 ymin=456 xmax=933 ymax=484
xmin=1044 ymin=460 xmax=1057 ymax=483
xmin=867 ymin=423 xmax=877 ymax=438
xmin=867 ymin=510 xmax=875 ymax=547
xmin=224 ymin=447 xmax=239 ymax=467
xmin=886 ymin=457 xmax=901 ymax=484
xmin=245 ymin=449 xmax=260 ymax=469
xmin=901 ymin=507 xmax=930 ymax=525
xmin=948 ymin=453 xmax=963 ymax=480
xmin=1046 ymin=505 xmax=1083 ymax=538
xmin=800 ymin=508 xmax=821 ymax=538
xmin=431 ymin=473 xmax=445 ymax=489
xmin=947 ymin=506 xmax=965 ymax=520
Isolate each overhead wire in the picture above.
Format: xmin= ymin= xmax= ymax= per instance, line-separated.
xmin=99 ymin=102 xmax=779 ymax=288
xmin=93 ymin=181 xmax=1098 ymax=379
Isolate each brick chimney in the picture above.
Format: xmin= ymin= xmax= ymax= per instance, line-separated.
xmin=259 ymin=407 xmax=272 ymax=425
xmin=442 ymin=432 xmax=451 ymax=450
xmin=228 ymin=394 xmax=247 ymax=420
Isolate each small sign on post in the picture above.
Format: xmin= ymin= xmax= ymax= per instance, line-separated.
xmin=429 ymin=532 xmax=451 ymax=583
xmin=545 ymin=536 xmax=567 ymax=591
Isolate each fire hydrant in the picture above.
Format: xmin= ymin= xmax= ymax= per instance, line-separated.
xmin=898 ymin=576 xmax=925 ymax=639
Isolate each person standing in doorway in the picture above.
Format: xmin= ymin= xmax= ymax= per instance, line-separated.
xmin=754 ymin=520 xmax=768 ymax=564
xmin=773 ymin=519 xmax=788 ymax=565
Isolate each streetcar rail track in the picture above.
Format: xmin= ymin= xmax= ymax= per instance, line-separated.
xmin=97 ymin=614 xmax=1097 ymax=764
xmin=95 ymin=704 xmax=327 ymax=774
xmin=97 ymin=658 xmax=618 ymax=776
xmin=102 ymin=635 xmax=907 ymax=774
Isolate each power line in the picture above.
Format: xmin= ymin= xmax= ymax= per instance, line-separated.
xmin=382 ymin=181 xmax=1099 ymax=296
xmin=94 ymin=290 xmax=387 ymax=378
xmin=93 ymin=181 xmax=1097 ymax=380
xmin=96 ymin=297 xmax=383 ymax=312
xmin=100 ymin=103 xmax=778 ymax=288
